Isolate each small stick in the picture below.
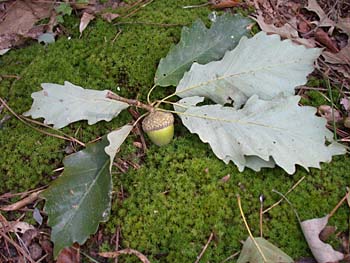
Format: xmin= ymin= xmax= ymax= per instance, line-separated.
xmin=114 ymin=21 xmax=186 ymax=27
xmin=220 ymin=251 xmax=240 ymax=263
xmin=115 ymin=226 xmax=121 ymax=263
xmin=106 ymin=91 xmax=154 ymax=112
xmin=0 ymin=74 xmax=20 ymax=79
xmin=263 ymin=176 xmax=305 ymax=214
xmin=122 ymin=0 xmax=154 ymax=19
xmin=128 ymin=108 xmax=148 ymax=152
xmin=0 ymin=97 xmax=85 ymax=147
xmin=0 ymin=231 xmax=36 ymax=263
xmin=194 ymin=232 xmax=214 ymax=263
xmin=112 ymin=29 xmax=122 ymax=43
xmin=272 ymin=190 xmax=301 ymax=223
xmin=259 ymin=195 xmax=264 ymax=238
xmin=329 ymin=192 xmax=349 ymax=218
xmin=1 ymin=190 xmax=44 ymax=211
xmin=99 ymin=248 xmax=150 ymax=263
xmin=0 ymin=185 xmax=47 ymax=199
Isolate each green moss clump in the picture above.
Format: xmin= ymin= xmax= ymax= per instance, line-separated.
xmin=105 ymin=135 xmax=349 ymax=262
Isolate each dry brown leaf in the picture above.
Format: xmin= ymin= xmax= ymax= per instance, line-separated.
xmin=101 ymin=12 xmax=120 ymax=23
xmin=253 ymin=14 xmax=316 ymax=47
xmin=220 ymin=174 xmax=231 ymax=183
xmin=57 ymin=245 xmax=80 ymax=263
xmin=301 ymin=215 xmax=344 ymax=263
xmin=79 ymin=12 xmax=95 ymax=36
xmin=319 ymin=225 xmax=336 ymax=241
xmin=100 ymin=248 xmax=150 ymax=263
xmin=0 ymin=1 xmax=52 ymax=49
xmin=210 ymin=0 xmax=241 ymax=9
xmin=0 ymin=221 xmax=35 ymax=234
xmin=323 ymin=44 xmax=350 ymax=65
xmin=314 ymin=28 xmax=339 ymax=52
xmin=305 ymin=0 xmax=335 ymax=28
xmin=318 ymin=105 xmax=343 ymax=123
xmin=337 ymin=17 xmax=350 ymax=36
xmin=340 ymin=97 xmax=350 ymax=112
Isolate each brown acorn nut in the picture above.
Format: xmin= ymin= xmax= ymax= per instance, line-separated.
xmin=142 ymin=111 xmax=174 ymax=146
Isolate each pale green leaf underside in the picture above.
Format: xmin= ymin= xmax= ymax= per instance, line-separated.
xmin=176 ymin=32 xmax=322 ymax=108
xmin=177 ymin=95 xmax=345 ymax=174
xmin=24 ymin=81 xmax=129 ymax=129
xmin=155 ymin=13 xmax=252 ymax=87
xmin=42 ymin=138 xmax=112 ymax=258
xmin=237 ymin=237 xmax=294 ymax=263
xmin=105 ymin=125 xmax=133 ymax=172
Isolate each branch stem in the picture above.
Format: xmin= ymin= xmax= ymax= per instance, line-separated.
xmin=106 ymin=91 xmax=154 ymax=112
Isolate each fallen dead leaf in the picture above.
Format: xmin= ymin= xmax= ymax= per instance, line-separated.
xmin=305 ymin=0 xmax=335 ymax=28
xmin=0 ymin=221 xmax=35 ymax=234
xmin=318 ymin=105 xmax=343 ymax=123
xmin=323 ymin=44 xmax=350 ymax=65
xmin=79 ymin=12 xmax=95 ymax=37
xmin=252 ymin=13 xmax=315 ymax=47
xmin=220 ymin=174 xmax=231 ymax=183
xmin=0 ymin=48 xmax=10 ymax=55
xmin=0 ymin=1 xmax=52 ymax=49
xmin=337 ymin=17 xmax=350 ymax=36
xmin=209 ymin=0 xmax=241 ymax=9
xmin=57 ymin=244 xmax=80 ymax=263
xmin=319 ymin=225 xmax=336 ymax=241
xmin=101 ymin=12 xmax=120 ymax=23
xmin=100 ymin=248 xmax=151 ymax=263
xmin=236 ymin=237 xmax=294 ymax=263
xmin=295 ymin=257 xmax=317 ymax=263
xmin=340 ymin=97 xmax=350 ymax=112
xmin=301 ymin=215 xmax=344 ymax=263
xmin=314 ymin=28 xmax=339 ymax=52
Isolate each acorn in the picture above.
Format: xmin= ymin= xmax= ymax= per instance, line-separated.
xmin=142 ymin=111 xmax=174 ymax=146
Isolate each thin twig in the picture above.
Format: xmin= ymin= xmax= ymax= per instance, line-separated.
xmin=114 ymin=21 xmax=186 ymax=27
xmin=1 ymin=190 xmax=44 ymax=211
xmin=99 ymin=248 xmax=150 ymax=263
xmin=128 ymin=108 xmax=147 ymax=152
xmin=0 ymin=97 xmax=85 ymax=147
xmin=21 ymin=116 xmax=85 ymax=147
xmin=194 ymin=232 xmax=214 ymax=263
xmin=329 ymin=192 xmax=349 ymax=218
xmin=220 ymin=251 xmax=240 ymax=263
xmin=115 ymin=226 xmax=121 ymax=263
xmin=0 ymin=185 xmax=47 ymax=199
xmin=259 ymin=195 xmax=264 ymax=238
xmin=271 ymin=190 xmax=301 ymax=223
xmin=0 ymin=231 xmax=35 ymax=263
xmin=263 ymin=176 xmax=305 ymax=214
xmin=0 ymin=74 xmax=20 ymax=79
xmin=122 ymin=0 xmax=154 ymax=19
xmin=112 ymin=29 xmax=122 ymax=43
xmin=106 ymin=91 xmax=154 ymax=112
xmin=237 ymin=195 xmax=267 ymax=262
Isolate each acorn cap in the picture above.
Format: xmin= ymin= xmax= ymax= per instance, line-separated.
xmin=142 ymin=111 xmax=174 ymax=132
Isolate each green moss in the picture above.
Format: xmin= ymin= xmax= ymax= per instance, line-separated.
xmin=106 ymin=135 xmax=350 ymax=262
xmin=0 ymin=1 xmax=349 ymax=262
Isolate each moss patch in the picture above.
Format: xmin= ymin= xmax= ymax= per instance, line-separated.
xmin=0 ymin=1 xmax=349 ymax=262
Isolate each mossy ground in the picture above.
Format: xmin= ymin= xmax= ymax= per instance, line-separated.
xmin=0 ymin=1 xmax=349 ymax=262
